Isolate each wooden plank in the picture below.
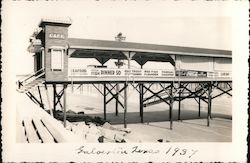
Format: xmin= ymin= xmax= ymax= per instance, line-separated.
xmin=33 ymin=118 xmax=55 ymax=143
xmin=41 ymin=116 xmax=82 ymax=143
xmin=23 ymin=117 xmax=41 ymax=143
xmin=41 ymin=117 xmax=69 ymax=143
xmin=16 ymin=120 xmax=28 ymax=143
xmin=45 ymin=84 xmax=53 ymax=116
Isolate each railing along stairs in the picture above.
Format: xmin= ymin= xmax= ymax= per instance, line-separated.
xmin=17 ymin=68 xmax=45 ymax=93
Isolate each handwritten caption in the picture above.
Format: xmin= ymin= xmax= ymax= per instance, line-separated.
xmin=76 ymin=145 xmax=198 ymax=159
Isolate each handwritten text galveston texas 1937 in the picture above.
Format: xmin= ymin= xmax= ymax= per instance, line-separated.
xmin=76 ymin=145 xmax=198 ymax=159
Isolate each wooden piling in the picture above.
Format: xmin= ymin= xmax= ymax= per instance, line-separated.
xmin=198 ymin=97 xmax=201 ymax=117
xmin=63 ymin=84 xmax=67 ymax=128
xmin=103 ymin=83 xmax=107 ymax=120
xmin=207 ymin=82 xmax=212 ymax=127
xmin=53 ymin=84 xmax=56 ymax=114
xmin=178 ymin=89 xmax=181 ymax=121
xmin=115 ymin=84 xmax=119 ymax=116
xmin=169 ymin=82 xmax=173 ymax=130
xmin=139 ymin=83 xmax=144 ymax=123
xmin=124 ymin=82 xmax=127 ymax=128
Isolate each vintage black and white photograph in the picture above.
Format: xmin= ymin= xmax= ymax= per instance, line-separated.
xmin=2 ymin=1 xmax=248 ymax=162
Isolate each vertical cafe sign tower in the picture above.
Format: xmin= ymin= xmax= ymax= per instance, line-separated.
xmin=39 ymin=18 xmax=72 ymax=82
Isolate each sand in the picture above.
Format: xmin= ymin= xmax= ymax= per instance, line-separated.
xmin=17 ymin=84 xmax=232 ymax=142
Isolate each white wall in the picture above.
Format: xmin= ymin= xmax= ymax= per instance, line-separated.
xmin=176 ymin=55 xmax=214 ymax=71
xmin=214 ymin=58 xmax=232 ymax=71
xmin=176 ymin=55 xmax=232 ymax=72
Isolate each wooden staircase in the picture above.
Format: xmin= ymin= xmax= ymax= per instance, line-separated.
xmin=17 ymin=69 xmax=45 ymax=93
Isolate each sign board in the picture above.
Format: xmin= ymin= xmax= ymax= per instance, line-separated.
xmin=69 ymin=68 xmax=231 ymax=78
xmin=176 ymin=70 xmax=208 ymax=77
xmin=49 ymin=33 xmax=65 ymax=39
xmin=69 ymin=68 xmax=175 ymax=78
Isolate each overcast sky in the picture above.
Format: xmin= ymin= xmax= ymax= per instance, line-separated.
xmin=3 ymin=1 xmax=232 ymax=75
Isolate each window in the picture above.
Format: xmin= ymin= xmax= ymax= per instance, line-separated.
xmin=51 ymin=49 xmax=64 ymax=71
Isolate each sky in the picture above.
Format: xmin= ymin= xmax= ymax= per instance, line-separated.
xmin=2 ymin=1 xmax=232 ymax=75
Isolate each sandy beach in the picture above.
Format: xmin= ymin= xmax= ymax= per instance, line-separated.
xmin=17 ymin=84 xmax=232 ymax=142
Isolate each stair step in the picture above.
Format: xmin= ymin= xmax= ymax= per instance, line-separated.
xmin=17 ymin=78 xmax=45 ymax=93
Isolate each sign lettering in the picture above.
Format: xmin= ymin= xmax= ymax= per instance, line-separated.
xmin=69 ymin=68 xmax=231 ymax=78
xmin=49 ymin=33 xmax=65 ymax=39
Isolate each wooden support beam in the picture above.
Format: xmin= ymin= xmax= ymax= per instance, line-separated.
xmin=124 ymin=82 xmax=128 ymax=128
xmin=143 ymin=84 xmax=171 ymax=103
xmin=226 ymin=82 xmax=232 ymax=89
xmin=209 ymin=83 xmax=212 ymax=120
xmin=63 ymin=84 xmax=67 ymax=128
xmin=53 ymin=86 xmax=65 ymax=110
xmin=169 ymin=82 xmax=173 ymax=130
xmin=44 ymin=84 xmax=53 ymax=116
xmin=25 ymin=92 xmax=38 ymax=105
xmin=139 ymin=83 xmax=144 ymax=123
xmin=215 ymin=82 xmax=232 ymax=95
xmin=130 ymin=83 xmax=140 ymax=93
xmin=105 ymin=84 xmax=125 ymax=108
xmin=115 ymin=84 xmax=119 ymax=116
xmin=92 ymin=84 xmax=104 ymax=96
xmin=143 ymin=83 xmax=154 ymax=95
xmin=107 ymin=83 xmax=118 ymax=94
xmin=53 ymin=84 xmax=56 ymax=114
xmin=37 ymin=86 xmax=45 ymax=110
xmin=143 ymin=85 xmax=170 ymax=105
xmin=26 ymin=91 xmax=43 ymax=108
xmin=212 ymin=88 xmax=232 ymax=99
xmin=198 ymin=97 xmax=201 ymax=117
xmin=207 ymin=82 xmax=212 ymax=127
xmin=75 ymin=84 xmax=83 ymax=91
xmin=178 ymin=89 xmax=181 ymax=121
xmin=180 ymin=85 xmax=208 ymax=101
xmin=103 ymin=84 xmax=107 ymax=120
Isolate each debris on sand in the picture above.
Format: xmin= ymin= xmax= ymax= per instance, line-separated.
xmin=63 ymin=121 xmax=129 ymax=143
xmin=66 ymin=109 xmax=76 ymax=114
xmin=103 ymin=122 xmax=131 ymax=133
xmin=54 ymin=110 xmax=109 ymax=125
xmin=56 ymin=109 xmax=132 ymax=143
xmin=77 ymin=111 xmax=85 ymax=115
xmin=157 ymin=139 xmax=170 ymax=143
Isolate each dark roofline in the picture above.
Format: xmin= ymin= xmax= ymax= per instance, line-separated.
xmin=68 ymin=38 xmax=232 ymax=58
xmin=39 ymin=17 xmax=72 ymax=27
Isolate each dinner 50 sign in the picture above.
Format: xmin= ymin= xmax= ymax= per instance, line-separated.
xmin=69 ymin=68 xmax=175 ymax=78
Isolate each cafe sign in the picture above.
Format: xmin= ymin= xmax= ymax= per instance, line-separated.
xmin=49 ymin=33 xmax=65 ymax=39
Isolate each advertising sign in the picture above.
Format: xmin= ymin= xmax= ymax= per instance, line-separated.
xmin=69 ymin=68 xmax=231 ymax=79
xmin=69 ymin=68 xmax=175 ymax=78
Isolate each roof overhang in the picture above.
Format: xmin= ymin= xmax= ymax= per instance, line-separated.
xmin=67 ymin=38 xmax=231 ymax=66
xmin=68 ymin=38 xmax=232 ymax=59
xmin=39 ymin=17 xmax=72 ymax=27
xmin=69 ymin=45 xmax=232 ymax=58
